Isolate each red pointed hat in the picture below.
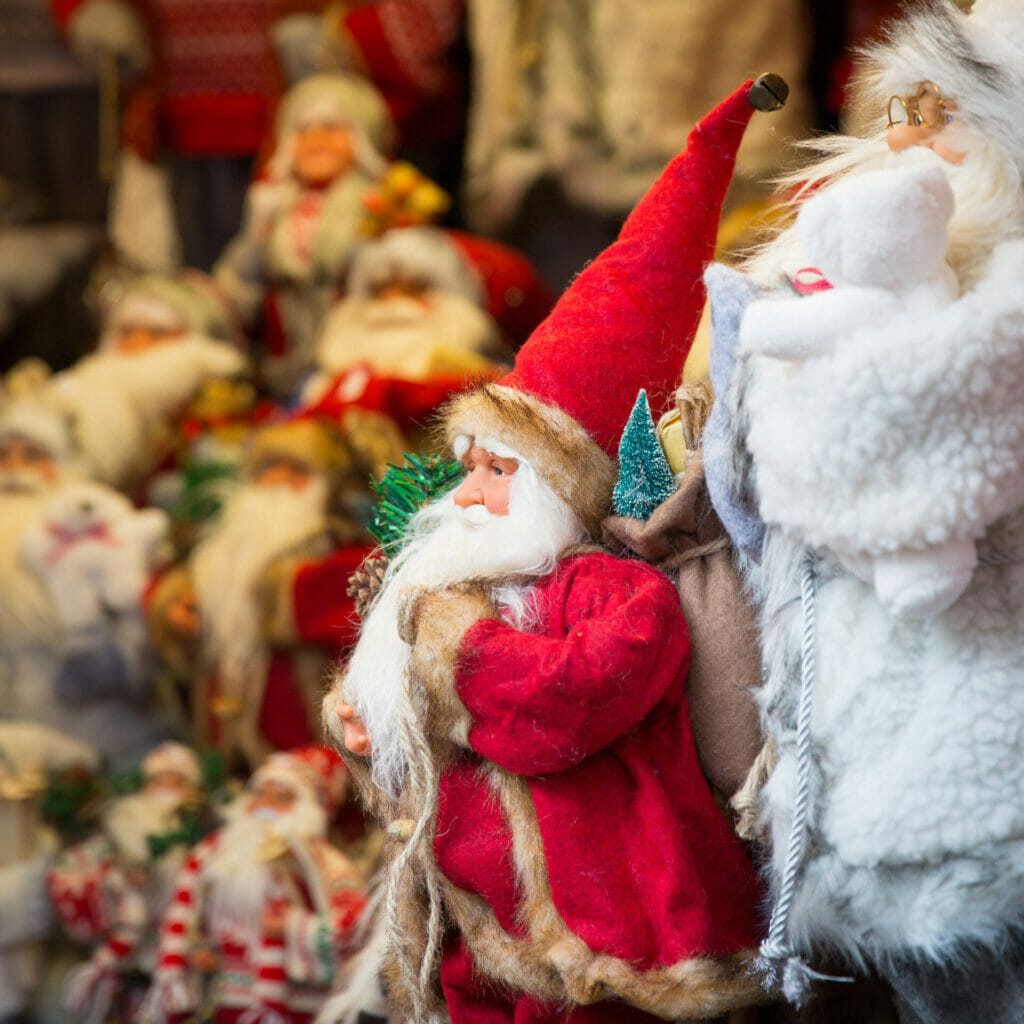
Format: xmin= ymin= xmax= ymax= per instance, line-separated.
xmin=443 ymin=77 xmax=784 ymax=537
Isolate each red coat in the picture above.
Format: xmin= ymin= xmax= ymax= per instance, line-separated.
xmin=432 ymin=552 xmax=765 ymax=1014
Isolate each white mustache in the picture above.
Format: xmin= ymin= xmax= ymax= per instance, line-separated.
xmin=459 ymin=503 xmax=493 ymax=526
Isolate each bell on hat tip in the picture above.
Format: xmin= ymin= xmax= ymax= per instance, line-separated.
xmin=750 ymin=73 xmax=789 ymax=112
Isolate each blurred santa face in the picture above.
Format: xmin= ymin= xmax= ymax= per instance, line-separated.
xmin=0 ymin=435 xmax=57 ymax=491
xmin=246 ymin=778 xmax=297 ymax=818
xmin=251 ymin=455 xmax=315 ymax=492
xmin=452 ymin=445 xmax=519 ymax=516
xmin=144 ymin=769 xmax=196 ymax=804
xmin=103 ymin=294 xmax=188 ymax=354
xmin=293 ymin=123 xmax=354 ymax=187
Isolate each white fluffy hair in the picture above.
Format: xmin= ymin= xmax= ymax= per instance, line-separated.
xmin=326 ymin=455 xmax=587 ymax=800
xmin=48 ymin=334 xmax=244 ymax=488
xmin=102 ymin=788 xmax=188 ymax=865
xmin=203 ymin=788 xmax=326 ymax=937
xmin=191 ymin=478 xmax=329 ymax=698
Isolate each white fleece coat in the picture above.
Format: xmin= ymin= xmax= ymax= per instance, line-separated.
xmin=727 ymin=231 xmax=1024 ymax=963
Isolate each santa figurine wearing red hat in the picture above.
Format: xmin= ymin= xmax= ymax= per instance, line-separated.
xmin=323 ymin=77 xmax=787 ymax=1024
xmin=143 ymin=744 xmax=367 ymax=1024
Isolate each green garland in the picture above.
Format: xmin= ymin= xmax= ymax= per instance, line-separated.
xmin=368 ymin=452 xmax=464 ymax=556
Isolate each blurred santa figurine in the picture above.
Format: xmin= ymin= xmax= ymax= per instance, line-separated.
xmin=149 ymin=417 xmax=377 ymax=771
xmin=214 ymin=72 xmax=394 ymax=398
xmin=40 ymin=270 xmax=246 ymax=494
xmin=0 ymin=721 xmax=100 ymax=1024
xmin=0 ymin=399 xmax=172 ymax=768
xmin=49 ymin=742 xmax=212 ymax=1024
xmin=324 ymin=78 xmax=783 ymax=1024
xmin=143 ymin=744 xmax=367 ymax=1024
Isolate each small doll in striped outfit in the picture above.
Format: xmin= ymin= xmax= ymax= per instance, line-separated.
xmin=143 ymin=745 xmax=367 ymax=1024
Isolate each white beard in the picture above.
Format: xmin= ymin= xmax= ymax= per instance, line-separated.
xmin=202 ymin=792 xmax=326 ymax=939
xmin=47 ymin=334 xmax=244 ymax=487
xmin=325 ymin=460 xmax=587 ymax=800
xmin=750 ymin=126 xmax=1024 ymax=290
xmin=191 ymin=479 xmax=329 ymax=696
xmin=0 ymin=485 xmax=61 ymax=644
xmin=102 ymin=789 xmax=188 ymax=865
xmin=315 ymin=291 xmax=499 ymax=379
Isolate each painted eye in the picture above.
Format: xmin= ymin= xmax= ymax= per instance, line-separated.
xmin=492 ymin=465 xmax=505 ymax=476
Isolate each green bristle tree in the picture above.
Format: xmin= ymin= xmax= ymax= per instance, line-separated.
xmin=368 ymin=452 xmax=465 ymax=556
xmin=613 ymin=389 xmax=677 ymax=521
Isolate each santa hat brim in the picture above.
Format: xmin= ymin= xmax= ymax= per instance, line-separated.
xmin=441 ymin=383 xmax=616 ymax=540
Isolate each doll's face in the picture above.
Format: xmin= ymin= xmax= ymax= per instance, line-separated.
xmin=0 ymin=435 xmax=57 ymax=486
xmin=144 ymin=769 xmax=195 ymax=802
xmin=292 ymin=123 xmax=354 ymax=187
xmin=252 ymin=455 xmax=315 ymax=492
xmin=110 ymin=318 xmax=187 ymax=354
xmin=886 ymin=81 xmax=965 ymax=164
xmin=248 ymin=778 xmax=297 ymax=816
xmin=452 ymin=445 xmax=520 ymax=517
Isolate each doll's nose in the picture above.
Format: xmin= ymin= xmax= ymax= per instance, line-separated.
xmin=452 ymin=473 xmax=484 ymax=508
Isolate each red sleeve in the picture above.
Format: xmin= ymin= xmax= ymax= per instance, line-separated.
xmin=291 ymin=544 xmax=373 ymax=651
xmin=455 ymin=555 xmax=690 ymax=776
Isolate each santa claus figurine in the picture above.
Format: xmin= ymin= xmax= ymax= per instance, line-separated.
xmin=304 ymin=225 xmax=510 ymax=401
xmin=48 ymin=742 xmax=213 ymax=1024
xmin=149 ymin=416 xmax=375 ymax=771
xmin=0 ymin=399 xmax=172 ymax=768
xmin=706 ymin=1 xmax=1024 ymax=1021
xmin=39 ymin=270 xmax=247 ymax=495
xmin=143 ymin=744 xmax=367 ymax=1024
xmin=0 ymin=721 xmax=100 ymax=1024
xmin=213 ymin=72 xmax=393 ymax=398
xmin=324 ymin=78 xmax=787 ymax=1024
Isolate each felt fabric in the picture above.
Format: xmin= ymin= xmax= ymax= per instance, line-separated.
xmin=500 ymin=81 xmax=758 ymax=458
xmin=602 ymin=452 xmax=763 ymax=798
xmin=433 ymin=552 xmax=765 ymax=989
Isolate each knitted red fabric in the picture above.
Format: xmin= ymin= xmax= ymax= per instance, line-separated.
xmin=500 ymin=80 xmax=756 ymax=456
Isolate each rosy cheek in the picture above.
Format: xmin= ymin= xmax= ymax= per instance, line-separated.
xmin=485 ymin=479 xmax=511 ymax=516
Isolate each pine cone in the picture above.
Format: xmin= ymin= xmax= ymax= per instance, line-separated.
xmin=347 ymin=555 xmax=390 ymax=620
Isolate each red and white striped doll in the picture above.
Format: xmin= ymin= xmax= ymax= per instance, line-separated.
xmin=49 ymin=743 xmax=205 ymax=1024
xmin=144 ymin=745 xmax=367 ymax=1024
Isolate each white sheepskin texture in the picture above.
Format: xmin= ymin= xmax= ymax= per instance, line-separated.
xmin=742 ymin=234 xmax=1024 ymax=556
xmin=732 ymin=350 xmax=1024 ymax=969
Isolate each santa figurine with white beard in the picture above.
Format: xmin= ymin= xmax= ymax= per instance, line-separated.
xmin=323 ymin=78 xmax=789 ymax=1024
xmin=0 ymin=721 xmax=101 ymax=1024
xmin=48 ymin=742 xmax=212 ymax=1024
xmin=0 ymin=400 xmax=172 ymax=768
xmin=302 ymin=225 xmax=511 ymax=404
xmin=213 ymin=72 xmax=394 ymax=399
xmin=150 ymin=417 xmax=374 ymax=772
xmin=144 ymin=744 xmax=367 ymax=1024
xmin=39 ymin=271 xmax=247 ymax=496
xmin=704 ymin=1 xmax=1024 ymax=1021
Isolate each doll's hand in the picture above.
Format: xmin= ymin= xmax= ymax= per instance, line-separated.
xmin=336 ymin=703 xmax=371 ymax=757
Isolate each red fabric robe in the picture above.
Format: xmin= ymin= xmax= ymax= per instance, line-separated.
xmin=433 ymin=552 xmax=765 ymax=1021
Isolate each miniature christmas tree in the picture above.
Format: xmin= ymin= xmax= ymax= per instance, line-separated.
xmin=613 ymin=389 xmax=677 ymax=520
xmin=368 ymin=452 xmax=464 ymax=556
